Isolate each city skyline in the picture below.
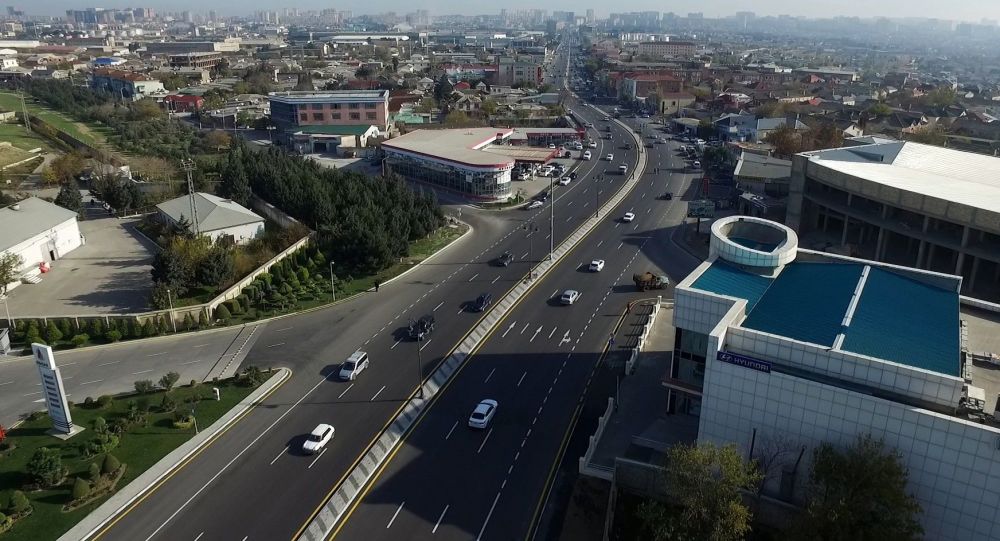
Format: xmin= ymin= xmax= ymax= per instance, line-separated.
xmin=18 ymin=1 xmax=1000 ymax=24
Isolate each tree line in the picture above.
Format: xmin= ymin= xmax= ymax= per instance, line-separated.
xmin=219 ymin=139 xmax=445 ymax=274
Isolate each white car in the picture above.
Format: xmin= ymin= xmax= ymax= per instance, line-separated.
xmin=339 ymin=351 xmax=369 ymax=381
xmin=588 ymin=140 xmax=598 ymax=148
xmin=548 ymin=143 xmax=556 ymax=149
xmin=469 ymin=399 xmax=498 ymax=429
xmin=526 ymin=200 xmax=544 ymax=210
xmin=605 ymin=153 xmax=614 ymax=161
xmin=582 ymin=150 xmax=592 ymax=160
xmin=539 ymin=165 xmax=555 ymax=176
xmin=558 ymin=177 xmax=571 ymax=186
xmin=589 ymin=259 xmax=605 ymax=272
xmin=560 ymin=290 xmax=581 ymax=305
xmin=518 ymin=171 xmax=531 ymax=180
xmin=693 ymin=160 xmax=702 ymax=168
xmin=303 ymin=423 xmax=335 ymax=454
xmin=623 ymin=212 xmax=636 ymax=222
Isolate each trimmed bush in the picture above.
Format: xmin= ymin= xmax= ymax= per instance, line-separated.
xmin=71 ymin=333 xmax=90 ymax=348
xmin=227 ymin=299 xmax=242 ymax=315
xmin=159 ymin=394 xmax=176 ymax=412
xmin=93 ymin=417 xmax=107 ymax=434
xmin=198 ymin=311 xmax=209 ymax=328
xmin=91 ymin=319 xmax=104 ymax=338
xmin=183 ymin=313 xmax=196 ymax=330
xmin=8 ymin=490 xmax=29 ymax=514
xmin=97 ymin=395 xmax=113 ymax=408
xmin=159 ymin=371 xmax=180 ymax=391
xmin=72 ymin=477 xmax=91 ymax=500
xmin=101 ymin=453 xmax=121 ymax=475
xmin=83 ymin=396 xmax=95 ymax=407
xmin=237 ymin=294 xmax=251 ymax=312
xmin=105 ymin=329 xmax=122 ymax=342
xmin=89 ymin=462 xmax=101 ymax=480
xmin=134 ymin=380 xmax=155 ymax=394
xmin=141 ymin=319 xmax=157 ymax=337
xmin=27 ymin=447 xmax=65 ymax=487
xmin=297 ymin=267 xmax=310 ymax=282
xmin=44 ymin=321 xmax=63 ymax=343
xmin=189 ymin=379 xmax=199 ymax=388
xmin=59 ymin=318 xmax=73 ymax=338
xmin=214 ymin=304 xmax=231 ymax=321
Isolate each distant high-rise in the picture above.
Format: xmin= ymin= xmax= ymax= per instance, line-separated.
xmin=586 ymin=9 xmax=595 ymax=24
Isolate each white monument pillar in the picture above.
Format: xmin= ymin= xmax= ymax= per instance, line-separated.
xmin=32 ymin=343 xmax=83 ymax=438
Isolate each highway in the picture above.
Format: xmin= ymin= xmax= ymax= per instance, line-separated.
xmin=87 ymin=43 xmax=662 ymax=541
xmin=327 ymin=58 xmax=703 ymax=541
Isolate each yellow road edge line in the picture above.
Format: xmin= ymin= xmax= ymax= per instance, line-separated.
xmin=90 ymin=368 xmax=293 ymax=540
xmin=523 ymin=306 xmax=630 ymax=541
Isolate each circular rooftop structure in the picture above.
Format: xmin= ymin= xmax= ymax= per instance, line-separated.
xmin=710 ymin=216 xmax=797 ymax=269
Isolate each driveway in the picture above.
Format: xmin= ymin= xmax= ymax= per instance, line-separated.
xmin=5 ymin=210 xmax=156 ymax=317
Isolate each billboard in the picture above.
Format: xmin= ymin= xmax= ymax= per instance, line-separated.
xmin=687 ymin=199 xmax=715 ymax=219
xmin=32 ymin=343 xmax=74 ymax=433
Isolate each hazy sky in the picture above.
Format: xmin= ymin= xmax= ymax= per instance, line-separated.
xmin=33 ymin=0 xmax=1000 ymax=23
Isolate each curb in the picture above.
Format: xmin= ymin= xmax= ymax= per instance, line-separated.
xmin=0 ymin=223 xmax=474 ymax=366
xmin=296 ymin=106 xmax=650 ymax=541
xmin=63 ymin=367 xmax=292 ymax=541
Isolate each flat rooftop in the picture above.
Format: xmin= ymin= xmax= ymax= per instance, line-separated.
xmin=692 ymin=259 xmax=960 ymax=376
xmin=802 ymin=141 xmax=1000 ymax=215
xmin=268 ymin=90 xmax=389 ymax=102
xmin=383 ymin=128 xmax=516 ymax=168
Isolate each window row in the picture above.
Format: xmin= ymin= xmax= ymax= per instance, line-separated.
xmin=299 ymin=112 xmax=377 ymax=121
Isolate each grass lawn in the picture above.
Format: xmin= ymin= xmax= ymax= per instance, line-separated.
xmin=0 ymin=92 xmax=104 ymax=146
xmin=0 ymin=376 xmax=267 ymax=541
xmin=0 ymin=123 xmax=52 ymax=153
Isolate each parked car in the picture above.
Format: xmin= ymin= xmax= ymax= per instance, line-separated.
xmin=589 ymin=259 xmax=605 ymax=272
xmin=468 ymin=399 xmax=498 ymax=429
xmin=558 ymin=177 xmax=571 ymax=186
xmin=560 ymin=290 xmax=581 ymax=305
xmin=303 ymin=424 xmax=335 ymax=454
xmin=473 ymin=292 xmax=493 ymax=312
xmin=339 ymin=351 xmax=370 ymax=381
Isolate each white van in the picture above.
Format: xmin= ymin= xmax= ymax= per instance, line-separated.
xmin=582 ymin=150 xmax=592 ymax=160
xmin=618 ymin=164 xmax=628 ymax=175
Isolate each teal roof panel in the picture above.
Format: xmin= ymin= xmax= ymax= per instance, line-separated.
xmin=691 ymin=260 xmax=773 ymax=312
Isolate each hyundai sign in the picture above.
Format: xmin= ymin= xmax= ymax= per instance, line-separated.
xmin=32 ymin=343 xmax=74 ymax=433
xmin=717 ymin=350 xmax=771 ymax=374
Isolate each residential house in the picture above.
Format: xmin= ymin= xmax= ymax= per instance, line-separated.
xmin=155 ymin=192 xmax=264 ymax=246
xmin=714 ymin=113 xmax=808 ymax=143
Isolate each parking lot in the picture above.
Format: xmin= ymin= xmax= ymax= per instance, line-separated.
xmin=4 ymin=210 xmax=156 ymax=317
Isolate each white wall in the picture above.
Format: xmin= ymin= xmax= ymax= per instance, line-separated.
xmin=6 ymin=217 xmax=82 ymax=271
xmin=204 ymin=221 xmax=264 ymax=245
xmin=699 ymin=358 xmax=1000 ymax=541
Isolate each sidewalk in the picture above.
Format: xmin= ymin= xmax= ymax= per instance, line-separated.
xmin=60 ymin=367 xmax=291 ymax=541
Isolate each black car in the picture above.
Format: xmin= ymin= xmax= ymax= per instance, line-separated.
xmin=535 ymin=191 xmax=549 ymax=202
xmin=568 ymin=172 xmax=578 ymax=180
xmin=473 ymin=293 xmax=493 ymax=312
xmin=408 ymin=314 xmax=435 ymax=340
xmin=497 ymin=251 xmax=514 ymax=266
xmin=664 ymin=192 xmax=674 ymax=200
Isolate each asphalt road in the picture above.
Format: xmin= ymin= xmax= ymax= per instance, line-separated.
xmin=330 ymin=46 xmax=703 ymax=540
xmin=88 ymin=65 xmax=654 ymax=541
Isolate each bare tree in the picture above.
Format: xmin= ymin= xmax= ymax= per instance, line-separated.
xmin=752 ymin=433 xmax=799 ymax=496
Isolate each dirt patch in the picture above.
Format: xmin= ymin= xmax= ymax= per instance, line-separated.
xmin=557 ymin=476 xmax=611 ymax=541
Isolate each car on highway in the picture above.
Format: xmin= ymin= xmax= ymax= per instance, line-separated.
xmin=588 ymin=140 xmax=598 ymax=148
xmin=693 ymin=160 xmax=702 ymax=168
xmin=526 ymin=200 xmax=544 ymax=210
xmin=303 ymin=424 xmax=335 ymax=454
xmin=548 ymin=143 xmax=556 ymax=149
xmin=468 ymin=399 xmax=498 ymax=429
xmin=558 ymin=177 xmax=571 ymax=186
xmin=339 ymin=351 xmax=370 ymax=381
xmin=589 ymin=259 xmax=605 ymax=272
xmin=473 ymin=292 xmax=493 ymax=312
xmin=663 ymin=192 xmax=674 ymax=200
xmin=408 ymin=315 xmax=435 ymax=341
xmin=618 ymin=164 xmax=628 ymax=175
xmin=605 ymin=153 xmax=614 ymax=161
xmin=497 ymin=251 xmax=514 ymax=266
xmin=623 ymin=212 xmax=636 ymax=222
xmin=568 ymin=171 xmax=578 ymax=180
xmin=560 ymin=290 xmax=581 ymax=305
xmin=582 ymin=150 xmax=591 ymax=160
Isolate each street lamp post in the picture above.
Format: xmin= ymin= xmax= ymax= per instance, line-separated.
xmin=166 ymin=289 xmax=177 ymax=333
xmin=523 ymin=222 xmax=538 ymax=279
xmin=549 ymin=174 xmax=554 ymax=260
xmin=1 ymin=294 xmax=11 ymax=331
xmin=329 ymin=261 xmax=336 ymax=301
xmin=415 ymin=337 xmax=424 ymax=399
xmin=595 ymin=175 xmax=603 ymax=218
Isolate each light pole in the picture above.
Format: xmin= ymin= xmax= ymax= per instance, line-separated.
xmin=415 ymin=337 xmax=424 ymax=399
xmin=329 ymin=261 xmax=336 ymax=301
xmin=549 ymin=174 xmax=554 ymax=260
xmin=595 ymin=175 xmax=603 ymax=218
xmin=523 ymin=222 xmax=538 ymax=278
xmin=166 ymin=289 xmax=177 ymax=333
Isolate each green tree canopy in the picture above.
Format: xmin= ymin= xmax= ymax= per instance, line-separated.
xmin=54 ymin=180 xmax=83 ymax=213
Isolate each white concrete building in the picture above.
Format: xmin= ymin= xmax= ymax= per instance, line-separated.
xmin=669 ymin=215 xmax=1000 ymax=540
xmin=0 ymin=198 xmax=83 ymax=291
xmin=155 ymin=193 xmax=264 ymax=245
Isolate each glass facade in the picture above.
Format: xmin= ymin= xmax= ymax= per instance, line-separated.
xmin=386 ymin=152 xmax=512 ymax=201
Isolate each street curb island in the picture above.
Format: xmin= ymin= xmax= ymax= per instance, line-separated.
xmin=60 ymin=367 xmax=292 ymax=541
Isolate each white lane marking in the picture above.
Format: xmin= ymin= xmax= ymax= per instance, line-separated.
xmin=477 ymin=428 xmax=493 ymax=454
xmin=617 ymin=242 xmax=624 ymax=250
xmin=141 ymin=372 xmax=331 ymax=540
xmin=596 ymin=240 xmax=603 ymax=247
xmin=0 ymin=381 xmax=13 ymax=386
xmin=22 ymin=391 xmax=41 ymax=396
xmin=337 ymin=384 xmax=354 ymax=399
xmin=530 ymin=325 xmax=543 ymax=343
xmin=433 ymin=505 xmax=450 ymax=534
xmin=60 ymin=362 xmax=77 ymax=367
xmin=434 ymin=301 xmax=444 ymax=311
xmin=267 ymin=343 xmax=284 ymax=348
xmin=193 ymin=533 xmax=204 ymax=541
xmin=180 ymin=360 xmax=201 ymax=365
xmin=520 ymin=322 xmax=530 ymax=334
xmin=501 ymin=322 xmax=516 ymax=338
xmin=520 ymin=252 xmax=529 ymax=260
xmin=390 ymin=339 xmax=402 ymax=350
xmin=420 ymin=339 xmax=433 ymax=351
xmin=491 ymin=275 xmax=500 ymax=284
xmin=192 ymin=344 xmax=209 ymax=348
xmin=275 ymin=327 xmax=292 ymax=332
xmin=484 ymin=368 xmax=496 ymax=383
xmin=371 ymin=385 xmax=387 ymax=401
xmin=550 ymin=289 xmax=559 ymax=298
xmin=457 ymin=307 xmax=466 ymax=315
xmin=548 ymin=327 xmax=557 ymax=339
xmin=445 ymin=420 xmax=459 ymax=440
xmin=387 ymin=502 xmax=405 ymax=529
xmin=307 ymin=447 xmax=328 ymax=469
xmin=241 ymin=536 xmax=248 ymax=541
xmin=97 ymin=361 xmax=119 ymax=366
xmin=270 ymin=445 xmax=289 ymax=465
xmin=517 ymin=371 xmax=527 ymax=387
xmin=477 ymin=492 xmax=503 ymax=541
xmin=132 ymin=369 xmax=153 ymax=375
xmin=559 ymin=331 xmax=572 ymax=347
xmin=146 ymin=352 xmax=166 ymax=357
xmin=80 ymin=379 xmax=102 ymax=385
xmin=468 ymin=273 xmax=479 ymax=282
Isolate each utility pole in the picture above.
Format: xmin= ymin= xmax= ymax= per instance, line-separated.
xmin=180 ymin=159 xmax=200 ymax=235
xmin=549 ymin=174 xmax=554 ymax=260
xmin=415 ymin=338 xmax=424 ymax=399
xmin=595 ymin=175 xmax=602 ymax=218
xmin=18 ymin=92 xmax=30 ymax=134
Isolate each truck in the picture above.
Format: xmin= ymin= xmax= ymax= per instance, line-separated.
xmin=633 ymin=272 xmax=670 ymax=291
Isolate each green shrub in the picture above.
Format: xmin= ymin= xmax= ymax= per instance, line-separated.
xmin=189 ymin=379 xmax=199 ymax=388
xmin=101 ymin=453 xmax=121 ymax=475
xmin=44 ymin=321 xmax=63 ymax=343
xmin=198 ymin=311 xmax=209 ymax=328
xmin=141 ymin=319 xmax=156 ymax=337
xmin=227 ymin=299 xmax=242 ymax=315
xmin=297 ymin=267 xmax=310 ymax=282
xmin=237 ymin=294 xmax=251 ymax=312
xmin=8 ymin=490 xmax=29 ymax=514
xmin=105 ymin=330 xmax=122 ymax=342
xmin=134 ymin=380 xmax=155 ymax=394
xmin=83 ymin=396 xmax=95 ymax=407
xmin=240 ymin=365 xmax=266 ymax=387
xmin=97 ymin=395 xmax=113 ymax=408
xmin=90 ymin=319 xmax=104 ymax=338
xmin=89 ymin=462 xmax=101 ymax=480
xmin=27 ymin=447 xmax=65 ymax=487
xmin=159 ymin=394 xmax=176 ymax=413
xmin=159 ymin=371 xmax=180 ymax=391
xmin=85 ymin=433 xmax=119 ymax=457
xmin=59 ymin=318 xmax=73 ymax=338
xmin=214 ymin=304 xmax=231 ymax=321
xmin=0 ymin=511 xmax=7 ymax=524
xmin=93 ymin=417 xmax=107 ymax=434
xmin=183 ymin=313 xmax=195 ymax=330
xmin=72 ymin=477 xmax=91 ymax=500
xmin=171 ymin=413 xmax=195 ymax=429
xmin=71 ymin=333 xmax=90 ymax=347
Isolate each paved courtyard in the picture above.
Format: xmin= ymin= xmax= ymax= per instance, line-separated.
xmin=5 ymin=210 xmax=156 ymax=317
